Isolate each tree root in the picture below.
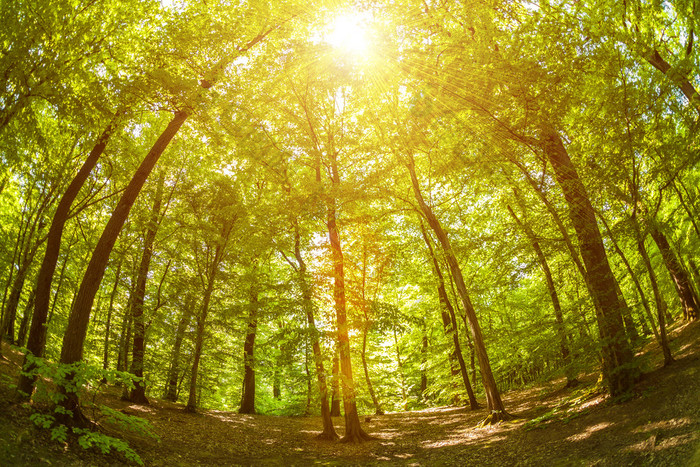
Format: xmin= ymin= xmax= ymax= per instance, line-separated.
xmin=478 ymin=410 xmax=516 ymax=427
xmin=339 ymin=426 xmax=376 ymax=443
xmin=316 ymin=430 xmax=340 ymax=441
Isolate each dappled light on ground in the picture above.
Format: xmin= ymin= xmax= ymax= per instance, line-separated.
xmin=1 ymin=321 xmax=700 ymax=465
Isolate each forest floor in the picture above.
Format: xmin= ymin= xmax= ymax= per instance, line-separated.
xmin=2 ymin=320 xmax=700 ymax=466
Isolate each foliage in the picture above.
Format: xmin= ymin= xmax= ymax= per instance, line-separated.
xmin=20 ymin=351 xmax=157 ymax=465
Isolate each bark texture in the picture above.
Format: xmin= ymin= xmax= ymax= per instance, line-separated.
xmin=541 ymin=123 xmax=635 ymax=396
xmin=407 ymin=156 xmax=506 ymax=421
xmin=18 ymin=117 xmax=120 ymax=397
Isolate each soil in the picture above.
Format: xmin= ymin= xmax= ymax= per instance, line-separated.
xmin=2 ymin=320 xmax=700 ymax=466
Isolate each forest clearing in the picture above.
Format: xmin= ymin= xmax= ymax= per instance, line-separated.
xmin=2 ymin=320 xmax=700 ymax=465
xmin=2 ymin=0 xmax=700 ymax=465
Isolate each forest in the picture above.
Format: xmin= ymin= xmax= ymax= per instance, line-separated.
xmin=1 ymin=0 xmax=700 ymax=464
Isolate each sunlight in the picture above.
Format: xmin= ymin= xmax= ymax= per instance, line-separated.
xmin=325 ymin=13 xmax=371 ymax=56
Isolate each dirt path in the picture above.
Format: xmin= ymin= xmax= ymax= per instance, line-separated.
xmin=2 ymin=321 xmax=700 ymax=466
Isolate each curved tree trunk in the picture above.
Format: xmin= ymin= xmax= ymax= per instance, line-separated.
xmin=59 ymin=111 xmax=188 ymax=422
xmin=128 ymin=175 xmax=164 ymax=404
xmin=649 ymin=223 xmax=700 ymax=322
xmin=541 ymin=123 xmax=635 ymax=396
xmin=407 ymin=156 xmax=505 ymax=422
xmin=506 ymin=204 xmax=577 ymax=385
xmin=17 ymin=117 xmax=121 ymax=398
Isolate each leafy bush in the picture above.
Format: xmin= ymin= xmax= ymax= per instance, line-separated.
xmin=19 ymin=350 xmax=158 ymax=465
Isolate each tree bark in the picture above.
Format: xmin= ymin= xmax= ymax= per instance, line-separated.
xmin=598 ymin=214 xmax=659 ymax=342
xmin=330 ymin=353 xmax=341 ymax=417
xmin=326 ymin=149 xmax=371 ymax=442
xmin=541 ymin=123 xmax=635 ymax=396
xmin=102 ymin=260 xmax=122 ymax=377
xmin=420 ymin=223 xmax=478 ymax=408
xmin=128 ymin=175 xmax=164 ymax=404
xmin=239 ymin=283 xmax=258 ymax=414
xmin=164 ymin=295 xmax=194 ymax=402
xmin=420 ymin=325 xmax=428 ymax=401
xmin=633 ymin=221 xmax=673 ymax=364
xmin=407 ymin=156 xmax=505 ymax=422
xmin=17 ymin=117 xmax=120 ymax=397
xmin=649 ymin=223 xmax=699 ymax=321
xmin=58 ymin=111 xmax=187 ymax=421
xmin=645 ymin=48 xmax=700 ymax=116
xmin=186 ymin=244 xmax=222 ymax=413
xmin=506 ymin=204 xmax=576 ymax=384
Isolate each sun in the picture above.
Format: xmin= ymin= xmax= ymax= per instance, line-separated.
xmin=325 ymin=13 xmax=371 ymax=56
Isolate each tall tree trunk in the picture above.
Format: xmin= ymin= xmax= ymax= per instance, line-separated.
xmin=17 ymin=117 xmax=121 ymax=397
xmin=420 ymin=324 xmax=428 ymax=401
xmin=506 ymin=204 xmax=577 ymax=385
xmin=239 ymin=282 xmax=258 ymax=415
xmin=359 ymin=243 xmax=384 ymax=415
xmin=649 ymin=223 xmax=700 ymax=322
xmin=330 ymin=352 xmax=341 ymax=417
xmin=16 ymin=290 xmax=35 ymax=347
xmin=393 ymin=327 xmax=408 ymax=410
xmin=186 ymin=244 xmax=222 ymax=413
xmin=164 ymin=295 xmax=194 ymax=402
xmin=58 ymin=111 xmax=187 ymax=422
xmin=407 ymin=156 xmax=503 ymax=422
xmin=324 ymin=147 xmax=371 ymax=443
xmin=636 ymin=229 xmax=674 ymax=366
xmin=128 ymin=175 xmax=164 ymax=404
xmin=102 ymin=261 xmax=122 ymax=377
xmin=1 ymin=261 xmax=32 ymax=344
xmin=598 ymin=215 xmax=659 ymax=342
xmin=540 ymin=123 xmax=636 ymax=396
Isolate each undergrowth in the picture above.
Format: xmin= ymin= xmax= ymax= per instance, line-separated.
xmin=17 ymin=348 xmax=158 ymax=465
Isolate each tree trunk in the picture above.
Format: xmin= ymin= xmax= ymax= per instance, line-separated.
xmin=649 ymin=223 xmax=700 ymax=322
xmin=102 ymin=260 xmax=122 ymax=378
xmin=58 ymin=111 xmax=187 ymax=422
xmin=324 ymin=148 xmax=371 ymax=443
xmin=330 ymin=353 xmax=341 ymax=417
xmin=506 ymin=204 xmax=577 ymax=385
xmin=599 ymin=214 xmax=659 ymax=342
xmin=540 ymin=123 xmax=636 ymax=396
xmin=164 ymin=295 xmax=194 ymax=402
xmin=360 ymin=329 xmax=384 ymax=415
xmin=16 ymin=290 xmax=35 ymax=347
xmin=1 ymin=261 xmax=31 ymax=344
xmin=634 ymin=224 xmax=674 ymax=364
xmin=359 ymin=243 xmax=384 ymax=415
xmin=420 ymin=222 xmax=478 ymax=408
xmin=393 ymin=327 xmax=408 ymax=410
xmin=17 ymin=117 xmax=120 ymax=397
xmin=644 ymin=48 xmax=700 ymax=116
xmin=128 ymin=175 xmax=164 ymax=404
xmin=186 ymin=244 xmax=222 ymax=413
xmin=407 ymin=157 xmax=503 ymax=421
xmin=239 ymin=284 xmax=258 ymax=415
xmin=420 ymin=328 xmax=428 ymax=401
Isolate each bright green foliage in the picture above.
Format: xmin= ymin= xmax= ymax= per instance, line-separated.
xmin=1 ymin=0 xmax=699 ymax=446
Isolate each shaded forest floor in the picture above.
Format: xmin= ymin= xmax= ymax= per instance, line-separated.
xmin=2 ymin=320 xmax=700 ymax=466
